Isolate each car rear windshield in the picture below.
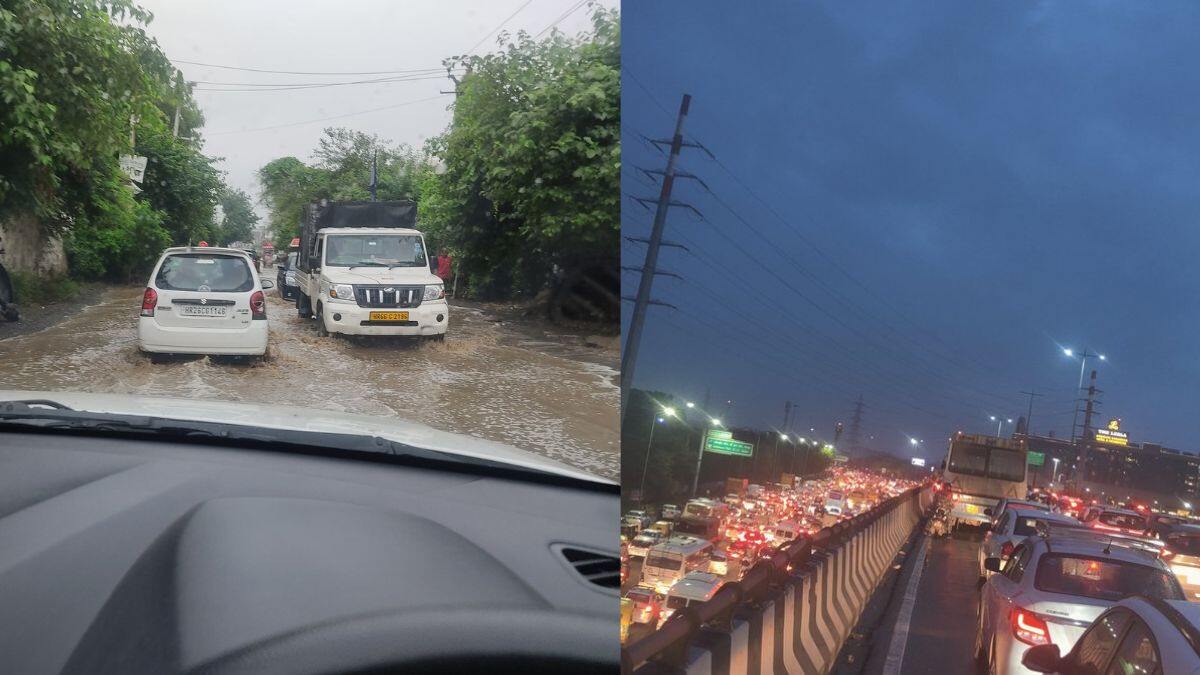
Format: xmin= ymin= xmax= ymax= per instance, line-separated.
xmin=1098 ymin=513 xmax=1147 ymax=530
xmin=666 ymin=596 xmax=691 ymax=610
xmin=1035 ymin=554 xmax=1182 ymax=602
xmin=1166 ymin=534 xmax=1200 ymax=556
xmin=156 ymin=254 xmax=253 ymax=292
xmin=828 ymin=491 xmax=843 ymax=500
xmin=645 ymin=555 xmax=682 ymax=571
xmin=1014 ymin=517 xmax=1059 ymax=536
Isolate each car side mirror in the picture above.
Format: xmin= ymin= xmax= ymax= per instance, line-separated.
xmin=1021 ymin=644 xmax=1062 ymax=672
xmin=984 ymin=557 xmax=1003 ymax=573
xmin=260 ymin=279 xmax=275 ymax=290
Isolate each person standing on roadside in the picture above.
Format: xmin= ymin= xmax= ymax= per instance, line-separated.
xmin=436 ymin=250 xmax=453 ymax=283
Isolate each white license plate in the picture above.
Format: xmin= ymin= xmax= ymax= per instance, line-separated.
xmin=179 ymin=305 xmax=227 ymax=317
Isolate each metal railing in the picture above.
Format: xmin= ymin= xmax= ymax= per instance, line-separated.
xmin=622 ymin=485 xmax=923 ymax=672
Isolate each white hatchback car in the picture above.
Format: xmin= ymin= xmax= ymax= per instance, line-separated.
xmin=976 ymin=531 xmax=1185 ymax=674
xmin=979 ymin=509 xmax=1081 ymax=581
xmin=137 ymin=247 xmax=274 ymax=358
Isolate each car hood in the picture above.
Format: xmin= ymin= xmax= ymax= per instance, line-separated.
xmin=322 ymin=267 xmax=441 ymax=286
xmin=0 ymin=390 xmax=609 ymax=485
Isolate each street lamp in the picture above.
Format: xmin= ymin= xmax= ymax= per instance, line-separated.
xmin=638 ymin=410 xmax=675 ymax=501
xmin=686 ymin=402 xmax=695 ymax=409
xmin=1051 ymin=457 xmax=1061 ymax=484
xmin=711 ymin=418 xmax=722 ymax=426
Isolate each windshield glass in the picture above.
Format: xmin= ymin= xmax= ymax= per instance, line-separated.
xmin=1166 ymin=534 xmax=1200 ymax=556
xmin=685 ymin=504 xmax=712 ymax=518
xmin=1098 ymin=513 xmax=1147 ymax=530
xmin=1035 ymin=555 xmax=1183 ymax=601
xmin=948 ymin=444 xmax=988 ymax=477
xmin=155 ymin=254 xmax=253 ymax=292
xmin=646 ymin=555 xmax=682 ymax=572
xmin=324 ymin=234 xmax=426 ymax=267
xmin=987 ymin=449 xmax=1026 ymax=482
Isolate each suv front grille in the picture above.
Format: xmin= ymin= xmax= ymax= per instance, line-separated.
xmin=354 ymin=286 xmax=423 ymax=308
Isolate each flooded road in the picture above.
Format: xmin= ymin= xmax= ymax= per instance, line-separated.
xmin=0 ymin=284 xmax=619 ymax=478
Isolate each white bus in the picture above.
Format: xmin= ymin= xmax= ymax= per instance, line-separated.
xmin=942 ymin=433 xmax=1028 ymax=531
xmin=641 ymin=536 xmax=714 ymax=594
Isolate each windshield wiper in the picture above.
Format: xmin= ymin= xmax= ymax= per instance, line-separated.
xmin=347 ymin=260 xmax=387 ymax=270
xmin=0 ymin=399 xmax=611 ymax=491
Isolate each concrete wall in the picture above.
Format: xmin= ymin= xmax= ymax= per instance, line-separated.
xmin=0 ymin=213 xmax=68 ymax=276
xmin=638 ymin=487 xmax=935 ymax=675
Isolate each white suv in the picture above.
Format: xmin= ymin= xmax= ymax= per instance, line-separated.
xmin=138 ymin=247 xmax=274 ymax=359
xmin=976 ymin=531 xmax=1185 ymax=674
xmin=1020 ymin=595 xmax=1200 ymax=674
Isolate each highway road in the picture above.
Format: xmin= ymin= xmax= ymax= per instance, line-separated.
xmin=859 ymin=529 xmax=983 ymax=674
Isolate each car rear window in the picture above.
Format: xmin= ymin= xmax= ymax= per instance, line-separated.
xmin=828 ymin=492 xmax=843 ymax=500
xmin=1166 ymin=534 xmax=1200 ymax=556
xmin=1014 ymin=517 xmax=1056 ymax=536
xmin=1035 ymin=554 xmax=1182 ymax=602
xmin=1098 ymin=512 xmax=1147 ymax=530
xmin=156 ymin=254 xmax=253 ymax=292
xmin=666 ymin=596 xmax=690 ymax=610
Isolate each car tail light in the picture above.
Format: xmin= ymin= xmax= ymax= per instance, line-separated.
xmin=951 ymin=492 xmax=961 ymax=501
xmin=250 ymin=290 xmax=266 ymax=320
xmin=141 ymin=287 xmax=157 ymax=317
xmin=1001 ymin=541 xmax=1014 ymax=559
xmin=1012 ymin=608 xmax=1051 ymax=646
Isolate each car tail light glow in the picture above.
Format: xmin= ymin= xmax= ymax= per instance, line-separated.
xmin=1000 ymin=541 xmax=1014 ymax=559
xmin=250 ymin=290 xmax=266 ymax=320
xmin=1012 ymin=608 xmax=1051 ymax=646
xmin=141 ymin=287 xmax=157 ymax=317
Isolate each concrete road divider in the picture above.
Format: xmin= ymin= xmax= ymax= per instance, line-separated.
xmin=625 ymin=485 xmax=936 ymax=675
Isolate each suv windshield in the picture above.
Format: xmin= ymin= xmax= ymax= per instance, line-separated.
xmin=325 ymin=234 xmax=426 ymax=267
xmin=1035 ymin=554 xmax=1182 ymax=602
xmin=155 ymin=254 xmax=253 ymax=292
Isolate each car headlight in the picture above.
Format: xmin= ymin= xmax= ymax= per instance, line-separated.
xmin=423 ymin=284 xmax=445 ymax=301
xmin=329 ymin=284 xmax=355 ymax=301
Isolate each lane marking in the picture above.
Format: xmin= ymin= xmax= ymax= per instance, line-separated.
xmin=882 ymin=534 xmax=929 ymax=674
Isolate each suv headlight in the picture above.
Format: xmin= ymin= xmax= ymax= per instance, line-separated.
xmin=423 ymin=284 xmax=445 ymax=301
xmin=329 ymin=284 xmax=355 ymax=301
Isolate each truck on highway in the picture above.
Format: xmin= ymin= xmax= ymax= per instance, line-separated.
xmin=295 ymin=200 xmax=448 ymax=339
xmin=641 ymin=536 xmax=714 ymax=594
xmin=941 ymin=432 xmax=1028 ymax=532
xmin=725 ymin=477 xmax=749 ymax=497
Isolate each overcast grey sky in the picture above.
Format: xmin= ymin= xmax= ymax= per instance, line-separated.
xmin=137 ymin=0 xmax=613 ymax=218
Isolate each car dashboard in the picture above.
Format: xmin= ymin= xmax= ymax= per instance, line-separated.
xmin=0 ymin=431 xmax=618 ymax=674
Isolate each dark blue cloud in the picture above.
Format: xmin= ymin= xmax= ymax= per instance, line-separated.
xmin=623 ymin=0 xmax=1200 ymax=458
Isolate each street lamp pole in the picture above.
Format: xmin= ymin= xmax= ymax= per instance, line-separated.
xmin=1051 ymin=457 xmax=1061 ymax=485
xmin=639 ymin=407 xmax=675 ymax=500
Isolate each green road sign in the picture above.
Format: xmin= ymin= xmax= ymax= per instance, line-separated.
xmin=704 ymin=430 xmax=753 ymax=457
xmin=1027 ymin=451 xmax=1045 ymax=467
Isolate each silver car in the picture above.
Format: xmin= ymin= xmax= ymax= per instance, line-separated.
xmin=979 ymin=509 xmax=1081 ymax=581
xmin=1019 ymin=595 xmax=1200 ymax=674
xmin=976 ymin=531 xmax=1185 ymax=674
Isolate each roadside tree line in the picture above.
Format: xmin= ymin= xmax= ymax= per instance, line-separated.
xmin=258 ymin=7 xmax=618 ymax=316
xmin=0 ymin=0 xmax=254 ymax=284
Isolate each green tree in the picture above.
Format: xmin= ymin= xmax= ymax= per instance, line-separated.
xmin=419 ymin=6 xmax=619 ymax=299
xmin=135 ymin=114 xmax=222 ymax=245
xmin=217 ymin=187 xmax=259 ymax=244
xmin=258 ymin=128 xmax=432 ymax=248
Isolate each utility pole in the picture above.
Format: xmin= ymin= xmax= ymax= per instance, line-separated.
xmin=848 ymin=395 xmax=865 ymax=454
xmin=620 ymin=94 xmax=703 ymax=414
xmin=1020 ymin=388 xmax=1044 ymax=436
xmin=783 ymin=401 xmax=792 ymax=434
xmin=1078 ymin=369 xmax=1100 ymax=483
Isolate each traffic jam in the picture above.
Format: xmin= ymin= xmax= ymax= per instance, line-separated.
xmin=619 ymin=468 xmax=915 ymax=641
xmin=928 ymin=433 xmax=1200 ymax=673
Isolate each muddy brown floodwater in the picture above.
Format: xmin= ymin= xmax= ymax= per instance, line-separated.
xmin=0 ymin=285 xmax=619 ymax=478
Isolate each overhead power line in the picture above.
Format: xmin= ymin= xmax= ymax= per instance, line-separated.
xmin=205 ymin=93 xmax=451 ymax=135
xmin=536 ymin=0 xmax=590 ymax=38
xmin=193 ymin=74 xmax=447 ymax=93
xmin=173 ymin=59 xmax=443 ymax=76
xmin=465 ymin=0 xmax=537 ymax=55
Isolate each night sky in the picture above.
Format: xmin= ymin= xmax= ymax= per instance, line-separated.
xmin=621 ymin=1 xmax=1200 ymax=463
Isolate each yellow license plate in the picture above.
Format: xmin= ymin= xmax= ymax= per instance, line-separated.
xmin=963 ymin=504 xmax=982 ymax=515
xmin=370 ymin=311 xmax=409 ymax=321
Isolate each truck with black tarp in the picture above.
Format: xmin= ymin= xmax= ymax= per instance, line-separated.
xmin=295 ymin=199 xmax=448 ymax=339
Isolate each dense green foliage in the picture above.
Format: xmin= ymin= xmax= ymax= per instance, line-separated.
xmin=419 ymin=7 xmax=619 ymax=299
xmin=0 ymin=0 xmax=224 ymax=281
xmin=217 ymin=187 xmax=259 ymax=244
xmin=259 ymin=129 xmax=429 ymax=249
